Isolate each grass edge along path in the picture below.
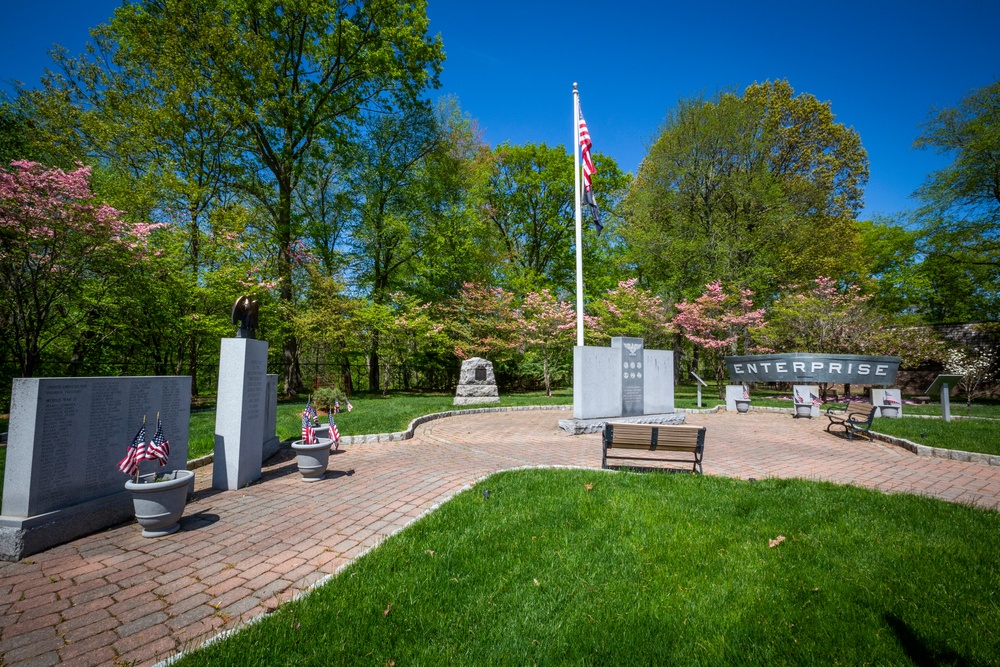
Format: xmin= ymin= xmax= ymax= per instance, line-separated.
xmin=174 ymin=469 xmax=1000 ymax=667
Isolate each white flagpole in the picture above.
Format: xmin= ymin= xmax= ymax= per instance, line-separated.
xmin=573 ymin=83 xmax=584 ymax=347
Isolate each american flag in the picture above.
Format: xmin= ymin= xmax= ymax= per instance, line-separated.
xmin=306 ymin=398 xmax=319 ymax=426
xmin=333 ymin=397 xmax=340 ymax=415
xmin=743 ymin=386 xmax=750 ymax=400
xmin=346 ymin=398 xmax=353 ymax=413
xmin=884 ymin=393 xmax=900 ymax=405
xmin=118 ymin=422 xmax=146 ymax=476
xmin=810 ymin=392 xmax=823 ymax=407
xmin=301 ymin=412 xmax=315 ymax=445
xmin=147 ymin=417 xmax=170 ymax=466
xmin=328 ymin=411 xmax=341 ymax=450
xmin=578 ymin=105 xmax=603 ymax=233
xmin=795 ymin=389 xmax=805 ymax=404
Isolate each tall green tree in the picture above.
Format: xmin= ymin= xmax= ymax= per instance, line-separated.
xmin=624 ymin=80 xmax=869 ymax=302
xmin=46 ymin=0 xmax=444 ymax=394
xmin=914 ymin=80 xmax=1000 ymax=270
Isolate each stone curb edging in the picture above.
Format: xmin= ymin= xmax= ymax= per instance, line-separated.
xmin=869 ymin=430 xmax=1000 ymax=467
xmin=185 ymin=405 xmax=574 ymax=472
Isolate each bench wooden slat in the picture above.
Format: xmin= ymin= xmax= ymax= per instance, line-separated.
xmin=602 ymin=422 xmax=706 ymax=473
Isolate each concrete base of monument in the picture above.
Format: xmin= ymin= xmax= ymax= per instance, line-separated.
xmin=453 ymin=395 xmax=501 ymax=406
xmin=558 ymin=412 xmax=685 ymax=435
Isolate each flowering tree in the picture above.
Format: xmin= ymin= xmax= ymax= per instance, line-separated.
xmin=587 ymin=278 xmax=674 ymax=348
xmin=674 ymin=281 xmax=767 ymax=396
xmin=758 ymin=277 xmax=946 ymax=393
xmin=947 ymin=346 xmax=996 ymax=413
xmin=516 ymin=289 xmax=576 ymax=396
xmin=446 ymin=283 xmax=521 ymax=362
xmin=0 ymin=161 xmax=162 ymax=376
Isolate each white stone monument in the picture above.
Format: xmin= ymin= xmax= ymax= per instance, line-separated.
xmin=213 ymin=338 xmax=269 ymax=490
xmin=454 ymin=357 xmax=500 ymax=405
xmin=726 ymin=384 xmax=751 ymax=412
xmin=1 ymin=376 xmax=191 ymax=561
xmin=563 ymin=337 xmax=680 ymax=433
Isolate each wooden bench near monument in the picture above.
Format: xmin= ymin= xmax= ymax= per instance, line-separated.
xmin=602 ymin=423 xmax=706 ymax=473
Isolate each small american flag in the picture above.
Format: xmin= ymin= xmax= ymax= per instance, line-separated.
xmin=795 ymin=389 xmax=805 ymax=404
xmin=147 ymin=417 xmax=170 ymax=466
xmin=578 ymin=104 xmax=603 ymax=233
xmin=346 ymin=398 xmax=353 ymax=413
xmin=810 ymin=392 xmax=822 ymax=407
xmin=306 ymin=399 xmax=319 ymax=426
xmin=743 ymin=386 xmax=750 ymax=400
xmin=333 ymin=397 xmax=340 ymax=415
xmin=328 ymin=411 xmax=341 ymax=450
xmin=301 ymin=412 xmax=315 ymax=445
xmin=884 ymin=393 xmax=900 ymax=405
xmin=119 ymin=422 xmax=146 ymax=476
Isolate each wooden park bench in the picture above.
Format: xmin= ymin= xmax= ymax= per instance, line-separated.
xmin=825 ymin=406 xmax=878 ymax=442
xmin=602 ymin=423 xmax=706 ymax=473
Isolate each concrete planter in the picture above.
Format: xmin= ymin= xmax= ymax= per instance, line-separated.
xmin=291 ymin=438 xmax=333 ymax=482
xmin=735 ymin=399 xmax=751 ymax=414
xmin=794 ymin=404 xmax=813 ymax=418
xmin=879 ymin=405 xmax=899 ymax=418
xmin=125 ymin=469 xmax=194 ymax=538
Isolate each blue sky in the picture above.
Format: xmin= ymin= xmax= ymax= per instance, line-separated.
xmin=3 ymin=0 xmax=999 ymax=220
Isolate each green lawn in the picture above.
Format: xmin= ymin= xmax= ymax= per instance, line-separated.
xmin=174 ymin=468 xmax=1000 ymax=666
xmin=872 ymin=417 xmax=1000 ymax=457
xmin=186 ymin=389 xmax=574 ymax=460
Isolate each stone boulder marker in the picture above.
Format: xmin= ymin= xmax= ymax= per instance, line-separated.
xmin=454 ymin=358 xmax=500 ymax=406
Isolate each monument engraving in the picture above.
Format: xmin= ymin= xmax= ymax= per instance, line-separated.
xmin=1 ymin=376 xmax=191 ymax=561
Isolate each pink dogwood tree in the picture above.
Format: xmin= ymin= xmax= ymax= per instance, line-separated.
xmin=0 ymin=160 xmax=163 ymax=376
xmin=588 ymin=278 xmax=675 ymax=348
xmin=673 ymin=281 xmax=767 ymax=397
xmin=516 ymin=289 xmax=577 ymax=396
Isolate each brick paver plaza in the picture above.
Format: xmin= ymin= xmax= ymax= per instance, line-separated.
xmin=2 ymin=408 xmax=999 ymax=666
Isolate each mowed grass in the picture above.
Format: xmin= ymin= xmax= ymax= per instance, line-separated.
xmin=174 ymin=468 xmax=1000 ymax=666
xmin=872 ymin=417 xmax=1000 ymax=457
xmin=186 ymin=390 xmax=573 ymax=459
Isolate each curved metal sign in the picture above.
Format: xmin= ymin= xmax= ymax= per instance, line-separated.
xmin=726 ymin=353 xmax=900 ymax=385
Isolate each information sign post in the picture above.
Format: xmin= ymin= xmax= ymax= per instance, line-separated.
xmin=690 ymin=372 xmax=708 ymax=408
xmin=925 ymin=374 xmax=965 ymax=422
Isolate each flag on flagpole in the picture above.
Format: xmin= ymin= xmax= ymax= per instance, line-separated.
xmin=147 ymin=417 xmax=170 ymax=466
xmin=578 ymin=105 xmax=603 ymax=233
xmin=301 ymin=412 xmax=315 ymax=445
xmin=328 ymin=412 xmax=341 ymax=450
xmin=119 ymin=422 xmax=146 ymax=476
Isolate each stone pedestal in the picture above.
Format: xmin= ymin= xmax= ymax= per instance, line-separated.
xmin=872 ymin=388 xmax=902 ymax=418
xmin=262 ymin=374 xmax=280 ymax=461
xmin=726 ymin=385 xmax=750 ymax=412
xmin=793 ymin=385 xmax=821 ymax=418
xmin=454 ymin=358 xmax=500 ymax=405
xmin=213 ymin=338 xmax=269 ymax=490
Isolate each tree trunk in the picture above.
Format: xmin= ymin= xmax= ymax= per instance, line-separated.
xmin=543 ymin=356 xmax=551 ymax=397
xmin=368 ymin=330 xmax=380 ymax=392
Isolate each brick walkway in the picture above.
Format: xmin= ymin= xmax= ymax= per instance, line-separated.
xmin=2 ymin=408 xmax=999 ymax=666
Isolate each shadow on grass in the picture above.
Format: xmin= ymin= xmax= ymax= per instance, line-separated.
xmin=885 ymin=613 xmax=980 ymax=667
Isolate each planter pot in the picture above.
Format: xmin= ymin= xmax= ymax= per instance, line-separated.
xmin=794 ymin=404 xmax=813 ymax=418
xmin=291 ymin=438 xmax=333 ymax=482
xmin=125 ymin=469 xmax=194 ymax=538
xmin=734 ymin=399 xmax=751 ymax=414
xmin=879 ymin=405 xmax=899 ymax=418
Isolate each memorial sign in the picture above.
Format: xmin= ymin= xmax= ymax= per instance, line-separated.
xmin=726 ymin=353 xmax=900 ymax=385
xmin=572 ymin=337 xmax=674 ymax=421
xmin=1 ymin=376 xmax=191 ymax=561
